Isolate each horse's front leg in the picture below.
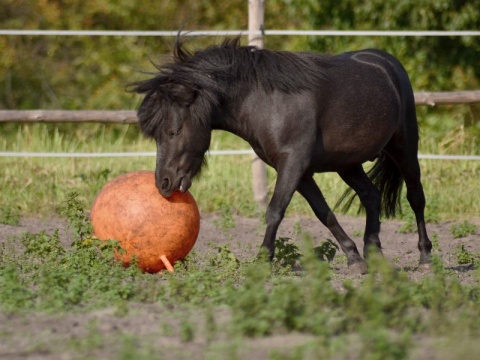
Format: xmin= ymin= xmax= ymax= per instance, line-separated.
xmin=260 ymin=159 xmax=306 ymax=260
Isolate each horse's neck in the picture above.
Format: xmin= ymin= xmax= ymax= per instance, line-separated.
xmin=211 ymin=99 xmax=247 ymax=138
xmin=212 ymin=117 xmax=244 ymax=138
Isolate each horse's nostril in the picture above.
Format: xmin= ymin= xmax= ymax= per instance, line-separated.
xmin=161 ymin=178 xmax=169 ymax=190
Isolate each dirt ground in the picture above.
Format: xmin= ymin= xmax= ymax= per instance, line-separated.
xmin=1 ymin=213 xmax=479 ymax=359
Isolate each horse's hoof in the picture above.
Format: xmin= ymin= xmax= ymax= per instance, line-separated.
xmin=418 ymin=262 xmax=431 ymax=272
xmin=348 ymin=261 xmax=368 ymax=275
xmin=363 ymin=246 xmax=383 ymax=260
xmin=256 ymin=247 xmax=273 ymax=263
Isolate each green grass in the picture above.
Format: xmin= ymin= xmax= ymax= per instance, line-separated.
xmin=0 ymin=125 xmax=480 ymax=222
xmin=1 ymin=114 xmax=479 ymax=221
xmin=1 ymin=195 xmax=480 ymax=359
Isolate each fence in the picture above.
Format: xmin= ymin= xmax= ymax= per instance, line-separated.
xmin=1 ymin=90 xmax=480 ymax=124
xmin=2 ymin=0 xmax=480 ymax=205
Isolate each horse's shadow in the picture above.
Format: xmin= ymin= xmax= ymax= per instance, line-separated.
xmin=401 ymin=263 xmax=476 ymax=273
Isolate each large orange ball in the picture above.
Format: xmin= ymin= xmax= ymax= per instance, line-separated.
xmin=90 ymin=171 xmax=200 ymax=273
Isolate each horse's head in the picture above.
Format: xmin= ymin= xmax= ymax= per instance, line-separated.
xmin=137 ymin=82 xmax=210 ymax=198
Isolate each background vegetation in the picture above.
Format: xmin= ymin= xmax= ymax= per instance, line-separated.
xmin=1 ymin=2 xmax=480 ymax=359
xmin=1 ymin=0 xmax=479 ymax=109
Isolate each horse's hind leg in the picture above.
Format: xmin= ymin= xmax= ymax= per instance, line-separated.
xmin=338 ymin=166 xmax=383 ymax=258
xmin=386 ymin=143 xmax=432 ymax=266
xmin=297 ymin=177 xmax=367 ymax=273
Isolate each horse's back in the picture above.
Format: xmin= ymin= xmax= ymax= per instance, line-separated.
xmin=305 ymin=49 xmax=413 ymax=169
xmin=332 ymin=49 xmax=415 ymax=106
xmin=338 ymin=49 xmax=418 ymax=139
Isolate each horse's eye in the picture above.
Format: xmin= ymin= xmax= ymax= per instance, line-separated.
xmin=169 ymin=129 xmax=181 ymax=137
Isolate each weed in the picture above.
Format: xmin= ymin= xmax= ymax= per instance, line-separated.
xmin=256 ymin=217 xmax=267 ymax=235
xmin=179 ymin=314 xmax=195 ymax=342
xmin=352 ymin=229 xmax=364 ymax=237
xmin=332 ymin=254 xmax=348 ymax=266
xmin=274 ymin=237 xmax=302 ymax=268
xmin=398 ymin=216 xmax=416 ymax=234
xmin=206 ymin=340 xmax=241 ymax=360
xmin=0 ymin=206 xmax=20 ymax=225
xmin=455 ymin=244 xmax=479 ymax=265
xmin=293 ymin=221 xmax=302 ymax=237
xmin=451 ymin=221 xmax=477 ymax=238
xmin=160 ymin=322 xmax=175 ymax=337
xmin=343 ymin=254 xmax=417 ymax=330
xmin=69 ymin=319 xmax=104 ymax=353
xmin=204 ymin=305 xmax=218 ymax=342
xmin=431 ymin=233 xmax=441 ymax=251
xmin=358 ymin=326 xmax=411 ymax=360
xmin=165 ymin=249 xmax=241 ymax=306
xmin=97 ymin=168 xmax=112 ymax=181
xmin=61 ymin=191 xmax=93 ymax=244
xmin=213 ymin=204 xmax=236 ymax=235
xmin=0 ymin=265 xmax=34 ymax=313
xmin=118 ymin=335 xmax=155 ymax=360
xmin=21 ymin=229 xmax=65 ymax=261
xmin=313 ymin=239 xmax=339 ymax=262
xmin=210 ymin=244 xmax=240 ymax=271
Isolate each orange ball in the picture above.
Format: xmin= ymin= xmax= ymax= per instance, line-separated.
xmin=90 ymin=171 xmax=200 ymax=273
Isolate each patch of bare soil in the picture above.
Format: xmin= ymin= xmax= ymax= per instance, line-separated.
xmin=0 ymin=213 xmax=479 ymax=359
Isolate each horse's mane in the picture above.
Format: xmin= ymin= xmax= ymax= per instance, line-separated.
xmin=133 ymin=36 xmax=332 ymax=95
xmin=130 ymin=37 xmax=332 ymax=136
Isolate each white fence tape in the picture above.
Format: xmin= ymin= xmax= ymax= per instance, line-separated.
xmin=1 ymin=30 xmax=480 ymax=37
xmin=1 ymin=151 xmax=479 ymax=160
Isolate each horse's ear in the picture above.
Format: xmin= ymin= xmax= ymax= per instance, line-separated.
xmin=167 ymin=83 xmax=197 ymax=108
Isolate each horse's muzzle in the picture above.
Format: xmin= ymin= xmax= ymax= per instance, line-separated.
xmin=155 ymin=172 xmax=173 ymax=198
xmin=156 ymin=174 xmax=191 ymax=198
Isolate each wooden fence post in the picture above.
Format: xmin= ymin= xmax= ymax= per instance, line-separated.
xmin=248 ymin=0 xmax=268 ymax=209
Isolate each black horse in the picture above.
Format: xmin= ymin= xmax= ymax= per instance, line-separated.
xmin=131 ymin=37 xmax=432 ymax=272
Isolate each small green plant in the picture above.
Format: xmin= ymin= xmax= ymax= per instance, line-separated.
xmin=352 ymin=229 xmax=363 ymax=238
xmin=431 ymin=233 xmax=440 ymax=252
xmin=228 ymin=262 xmax=273 ymax=337
xmin=61 ymin=191 xmax=93 ymax=244
xmin=313 ymin=239 xmax=339 ymax=262
xmin=451 ymin=221 xmax=477 ymax=239
xmin=213 ymin=204 xmax=236 ymax=235
xmin=455 ymin=245 xmax=478 ymax=265
xmin=21 ymin=229 xmax=65 ymax=260
xmin=398 ymin=217 xmax=416 ymax=234
xmin=0 ymin=265 xmax=35 ymax=312
xmin=204 ymin=305 xmax=218 ymax=342
xmin=179 ymin=314 xmax=195 ymax=343
xmin=293 ymin=221 xmax=302 ymax=237
xmin=0 ymin=206 xmax=20 ymax=226
xmin=210 ymin=244 xmax=240 ymax=270
xmin=69 ymin=319 xmax=104 ymax=353
xmin=274 ymin=237 xmax=302 ymax=268
xmin=358 ymin=325 xmax=411 ymax=360
xmin=97 ymin=168 xmax=112 ymax=181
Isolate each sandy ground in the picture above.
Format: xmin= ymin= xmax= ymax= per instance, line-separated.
xmin=0 ymin=213 xmax=479 ymax=359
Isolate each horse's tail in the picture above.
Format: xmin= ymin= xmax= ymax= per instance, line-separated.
xmin=335 ymin=153 xmax=404 ymax=218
